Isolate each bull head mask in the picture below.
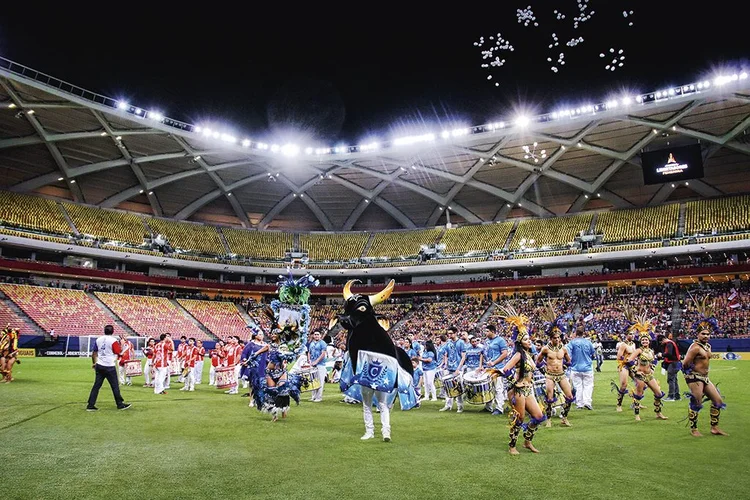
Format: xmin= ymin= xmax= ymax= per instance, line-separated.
xmin=337 ymin=279 xmax=395 ymax=330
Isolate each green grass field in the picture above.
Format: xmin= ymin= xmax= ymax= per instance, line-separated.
xmin=1 ymin=358 xmax=748 ymax=500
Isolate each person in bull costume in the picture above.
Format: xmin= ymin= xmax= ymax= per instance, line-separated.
xmin=335 ymin=280 xmax=419 ymax=442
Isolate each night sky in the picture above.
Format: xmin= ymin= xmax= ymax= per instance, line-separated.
xmin=0 ymin=2 xmax=746 ymax=145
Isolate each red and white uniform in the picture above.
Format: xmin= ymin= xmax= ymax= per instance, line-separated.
xmin=194 ymin=345 xmax=206 ymax=385
xmin=143 ymin=345 xmax=155 ymax=386
xmin=117 ymin=340 xmax=135 ymax=385
xmin=181 ymin=344 xmax=199 ymax=391
xmin=209 ymin=348 xmax=222 ymax=386
xmin=227 ymin=343 xmax=243 ymax=393
xmin=153 ymin=341 xmax=171 ymax=394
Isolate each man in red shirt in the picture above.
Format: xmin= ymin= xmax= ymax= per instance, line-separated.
xmin=180 ymin=338 xmax=199 ymax=392
xmin=225 ymin=336 xmax=242 ymax=394
xmin=117 ymin=336 xmax=135 ymax=386
xmin=209 ymin=340 xmax=224 ymax=386
xmin=143 ymin=338 xmax=156 ymax=388
xmin=153 ymin=333 xmax=172 ymax=395
xmin=164 ymin=333 xmax=175 ymax=390
xmin=177 ymin=335 xmax=188 ymax=383
xmin=195 ymin=340 xmax=205 ymax=385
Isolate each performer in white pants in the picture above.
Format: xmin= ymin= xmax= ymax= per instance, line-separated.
xmin=482 ymin=325 xmax=509 ymax=415
xmin=143 ymin=338 xmax=155 ymax=387
xmin=307 ymin=331 xmax=328 ymax=402
xmin=194 ymin=340 xmax=205 ymax=385
xmin=419 ymin=340 xmax=439 ymax=401
xmin=153 ymin=334 xmax=170 ymax=395
xmin=360 ymin=386 xmax=390 ymax=441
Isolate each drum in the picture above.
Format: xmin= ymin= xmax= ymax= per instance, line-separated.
xmin=441 ymin=372 xmax=463 ymax=398
xmin=169 ymin=359 xmax=181 ymax=376
xmin=124 ymin=359 xmax=143 ymax=377
xmin=215 ymin=366 xmax=237 ymax=390
xmin=463 ymin=370 xmax=494 ymax=404
xmin=533 ymin=370 xmax=547 ymax=400
xmin=299 ymin=367 xmax=322 ymax=392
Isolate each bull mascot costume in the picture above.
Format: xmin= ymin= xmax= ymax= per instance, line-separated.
xmin=335 ymin=279 xmax=418 ymax=442
xmin=248 ymin=272 xmax=318 ymax=421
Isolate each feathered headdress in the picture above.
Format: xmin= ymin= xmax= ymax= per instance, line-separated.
xmin=624 ymin=306 xmax=657 ymax=343
xmin=276 ymin=271 xmax=320 ymax=305
xmin=691 ymin=296 xmax=721 ymax=336
xmin=539 ymin=300 xmax=568 ymax=339
xmin=496 ymin=303 xmax=529 ymax=342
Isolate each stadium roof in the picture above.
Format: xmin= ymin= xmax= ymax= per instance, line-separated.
xmin=2 ymin=57 xmax=750 ymax=232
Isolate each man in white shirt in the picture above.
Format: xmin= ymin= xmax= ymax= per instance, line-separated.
xmin=86 ymin=325 xmax=132 ymax=411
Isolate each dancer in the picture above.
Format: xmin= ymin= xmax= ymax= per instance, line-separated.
xmin=494 ymin=305 xmax=546 ymax=455
xmin=536 ymin=302 xmax=574 ymax=427
xmin=682 ymin=297 xmax=728 ymax=437
xmin=612 ymin=328 xmax=642 ymax=412
xmin=625 ymin=311 xmax=668 ymax=422
xmin=0 ymin=324 xmax=20 ymax=383
xmin=336 ymin=280 xmax=418 ymax=442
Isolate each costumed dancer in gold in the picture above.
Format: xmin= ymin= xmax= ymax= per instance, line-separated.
xmin=682 ymin=297 xmax=728 ymax=437
xmin=0 ymin=324 xmax=20 ymax=383
xmin=535 ymin=301 xmax=574 ymax=427
xmin=624 ymin=311 xmax=668 ymax=422
xmin=612 ymin=326 xmax=643 ymax=412
xmin=493 ymin=305 xmax=546 ymax=455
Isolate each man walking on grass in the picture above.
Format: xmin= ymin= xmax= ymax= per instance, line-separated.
xmin=86 ymin=324 xmax=132 ymax=412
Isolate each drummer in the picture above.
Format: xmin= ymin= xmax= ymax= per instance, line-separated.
xmin=483 ymin=324 xmax=509 ymax=416
xmin=460 ymin=335 xmax=484 ymax=374
xmin=439 ymin=327 xmax=464 ymax=413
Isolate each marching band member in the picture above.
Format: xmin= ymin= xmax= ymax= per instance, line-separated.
xmin=418 ymin=340 xmax=439 ymax=401
xmin=176 ymin=335 xmax=188 ymax=383
xmin=439 ymin=327 xmax=464 ymax=413
xmin=194 ymin=340 xmax=205 ymax=385
xmin=624 ymin=311 xmax=668 ymax=422
xmin=483 ymin=324 xmax=509 ymax=415
xmin=164 ymin=333 xmax=175 ymax=390
xmin=536 ymin=302 xmax=574 ymax=428
xmin=0 ymin=324 xmax=20 ymax=383
xmin=208 ymin=340 xmax=225 ymax=386
xmin=142 ymin=338 xmax=156 ymax=388
xmin=117 ymin=335 xmax=134 ymax=386
xmin=682 ymin=298 xmax=728 ymax=437
xmin=495 ymin=305 xmax=546 ymax=455
xmin=307 ymin=330 xmax=328 ymax=402
xmin=225 ymin=336 xmax=242 ymax=394
xmin=152 ymin=333 xmax=170 ymax=395
xmin=180 ymin=338 xmax=198 ymax=391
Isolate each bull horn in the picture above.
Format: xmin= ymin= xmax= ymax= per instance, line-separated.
xmin=343 ymin=279 xmax=360 ymax=300
xmin=369 ymin=279 xmax=395 ymax=306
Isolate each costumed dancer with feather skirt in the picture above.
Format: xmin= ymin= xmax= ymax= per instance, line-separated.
xmin=247 ymin=271 xmax=319 ymax=421
xmin=682 ymin=297 xmax=728 ymax=437
xmin=535 ymin=301 xmax=575 ymax=428
xmin=490 ymin=305 xmax=546 ymax=455
xmin=623 ymin=309 xmax=668 ymax=422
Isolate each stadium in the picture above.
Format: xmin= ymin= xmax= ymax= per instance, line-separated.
xmin=1 ymin=8 xmax=750 ymax=500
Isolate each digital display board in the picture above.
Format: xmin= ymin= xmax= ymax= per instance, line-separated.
xmin=641 ymin=143 xmax=704 ymax=185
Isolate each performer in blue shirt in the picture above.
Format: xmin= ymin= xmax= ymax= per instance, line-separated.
xmin=483 ymin=324 xmax=509 ymax=415
xmin=419 ymin=340 xmax=439 ymax=401
xmin=439 ymin=327 xmax=465 ymax=413
xmin=411 ymin=358 xmax=424 ymax=395
xmin=307 ymin=331 xmax=328 ymax=402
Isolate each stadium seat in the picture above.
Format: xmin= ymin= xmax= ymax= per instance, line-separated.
xmin=509 ymin=214 xmax=592 ymax=251
xmin=177 ymin=299 xmax=253 ymax=340
xmin=0 ymin=284 xmax=125 ymax=337
xmin=221 ymin=228 xmax=293 ymax=260
xmin=0 ymin=191 xmax=71 ymax=235
xmin=94 ymin=292 xmax=210 ymax=341
xmin=595 ymin=204 xmax=679 ymax=243
xmin=299 ymin=232 xmax=369 ymax=262
xmin=146 ymin=218 xmax=225 ymax=255
xmin=367 ymin=229 xmax=444 ymax=259
xmin=64 ymin=202 xmax=149 ymax=246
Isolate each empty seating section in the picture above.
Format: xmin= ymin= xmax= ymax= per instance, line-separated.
xmin=0 ymin=284 xmax=125 ymax=336
xmin=147 ymin=218 xmax=225 ymax=255
xmin=95 ymin=292 xmax=209 ymax=340
xmin=222 ymin=228 xmax=292 ymax=260
xmin=300 ymin=233 xmax=369 ymax=262
xmin=367 ymin=229 xmax=444 ymax=259
xmin=440 ymin=223 xmax=514 ymax=254
xmin=509 ymin=214 xmax=592 ymax=251
xmin=0 ymin=191 xmax=70 ymax=235
xmin=64 ymin=203 xmax=148 ymax=245
xmin=596 ymin=204 xmax=679 ymax=243
xmin=177 ymin=299 xmax=250 ymax=340
xmin=685 ymin=195 xmax=750 ymax=235
xmin=0 ymin=300 xmax=27 ymax=331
